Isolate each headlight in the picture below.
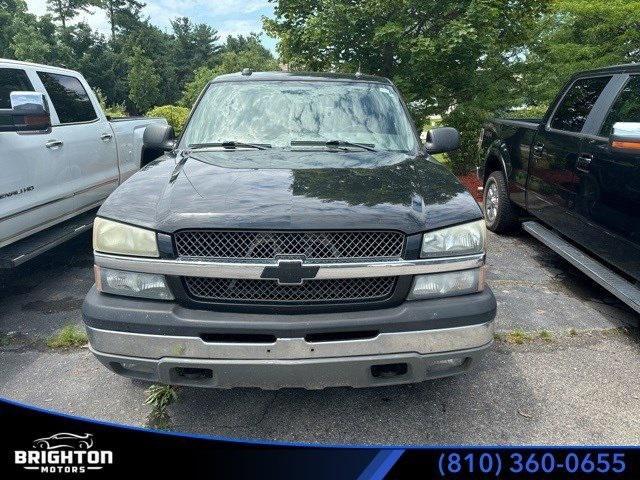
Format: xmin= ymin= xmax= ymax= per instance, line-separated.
xmin=421 ymin=220 xmax=486 ymax=258
xmin=408 ymin=268 xmax=484 ymax=300
xmin=93 ymin=217 xmax=159 ymax=257
xmin=95 ymin=266 xmax=173 ymax=300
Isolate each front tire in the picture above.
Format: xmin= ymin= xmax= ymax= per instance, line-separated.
xmin=484 ymin=171 xmax=519 ymax=233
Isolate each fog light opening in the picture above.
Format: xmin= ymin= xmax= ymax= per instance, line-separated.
xmin=371 ymin=363 xmax=408 ymax=379
xmin=173 ymin=367 xmax=213 ymax=381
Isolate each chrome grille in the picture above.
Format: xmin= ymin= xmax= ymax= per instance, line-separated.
xmin=183 ymin=277 xmax=397 ymax=304
xmin=174 ymin=230 xmax=405 ymax=260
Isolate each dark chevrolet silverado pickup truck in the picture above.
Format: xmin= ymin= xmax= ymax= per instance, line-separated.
xmin=479 ymin=64 xmax=640 ymax=314
xmin=82 ymin=71 xmax=496 ymax=389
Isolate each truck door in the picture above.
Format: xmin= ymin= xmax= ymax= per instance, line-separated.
xmin=574 ymin=74 xmax=640 ymax=282
xmin=527 ymin=75 xmax=612 ymax=238
xmin=0 ymin=67 xmax=75 ymax=248
xmin=36 ymin=71 xmax=119 ymax=213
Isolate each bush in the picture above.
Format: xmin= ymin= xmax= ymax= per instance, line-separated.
xmin=146 ymin=105 xmax=190 ymax=135
xmin=104 ymin=103 xmax=127 ymax=119
xmin=95 ymin=87 xmax=127 ymax=119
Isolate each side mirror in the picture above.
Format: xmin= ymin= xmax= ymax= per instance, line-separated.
xmin=610 ymin=122 xmax=640 ymax=151
xmin=0 ymin=91 xmax=51 ymax=132
xmin=424 ymin=127 xmax=461 ymax=155
xmin=143 ymin=124 xmax=175 ymax=151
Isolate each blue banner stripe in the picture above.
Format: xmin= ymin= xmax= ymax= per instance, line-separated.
xmin=357 ymin=449 xmax=404 ymax=480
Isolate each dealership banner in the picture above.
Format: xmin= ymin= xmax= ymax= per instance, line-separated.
xmin=1 ymin=398 xmax=638 ymax=479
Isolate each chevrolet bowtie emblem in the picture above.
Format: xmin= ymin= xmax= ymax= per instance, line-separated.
xmin=261 ymin=259 xmax=320 ymax=286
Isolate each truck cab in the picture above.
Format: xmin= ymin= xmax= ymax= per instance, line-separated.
xmin=0 ymin=59 xmax=166 ymax=267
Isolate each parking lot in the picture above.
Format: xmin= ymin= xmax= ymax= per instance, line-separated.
xmin=0 ymin=230 xmax=638 ymax=445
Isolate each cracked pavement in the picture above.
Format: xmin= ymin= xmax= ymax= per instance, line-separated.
xmin=0 ymin=231 xmax=638 ymax=445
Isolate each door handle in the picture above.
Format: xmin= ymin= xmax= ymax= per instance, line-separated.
xmin=533 ymin=143 xmax=544 ymax=155
xmin=100 ymin=133 xmax=113 ymax=142
xmin=576 ymin=155 xmax=593 ymax=173
xmin=45 ymin=140 xmax=63 ymax=149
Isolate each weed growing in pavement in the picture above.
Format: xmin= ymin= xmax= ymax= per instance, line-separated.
xmin=46 ymin=325 xmax=88 ymax=349
xmin=145 ymin=384 xmax=178 ymax=429
xmin=494 ymin=329 xmax=554 ymax=344
xmin=538 ymin=330 xmax=554 ymax=342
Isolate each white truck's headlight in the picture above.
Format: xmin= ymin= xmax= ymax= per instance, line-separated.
xmin=421 ymin=220 xmax=486 ymax=258
xmin=95 ymin=266 xmax=173 ymax=300
xmin=408 ymin=268 xmax=484 ymax=300
xmin=93 ymin=217 xmax=159 ymax=257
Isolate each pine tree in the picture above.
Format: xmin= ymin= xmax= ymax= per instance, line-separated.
xmin=46 ymin=0 xmax=92 ymax=30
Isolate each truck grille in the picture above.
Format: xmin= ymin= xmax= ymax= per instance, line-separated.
xmin=183 ymin=277 xmax=397 ymax=304
xmin=174 ymin=230 xmax=404 ymax=260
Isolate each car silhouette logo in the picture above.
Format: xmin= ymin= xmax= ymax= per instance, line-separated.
xmin=32 ymin=433 xmax=94 ymax=450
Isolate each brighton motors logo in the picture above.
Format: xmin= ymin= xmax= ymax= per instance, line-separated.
xmin=14 ymin=433 xmax=113 ymax=473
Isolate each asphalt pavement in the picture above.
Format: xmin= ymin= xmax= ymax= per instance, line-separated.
xmin=0 ymin=230 xmax=638 ymax=445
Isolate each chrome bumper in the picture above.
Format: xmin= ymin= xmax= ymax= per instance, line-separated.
xmin=86 ymin=322 xmax=494 ymax=360
xmin=86 ymin=323 xmax=494 ymax=389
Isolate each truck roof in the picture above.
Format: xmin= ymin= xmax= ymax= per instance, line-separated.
xmin=0 ymin=57 xmax=77 ymax=75
xmin=211 ymin=70 xmax=393 ymax=85
xmin=573 ymin=63 xmax=640 ymax=77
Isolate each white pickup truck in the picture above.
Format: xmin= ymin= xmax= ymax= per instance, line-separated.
xmin=0 ymin=59 xmax=167 ymax=267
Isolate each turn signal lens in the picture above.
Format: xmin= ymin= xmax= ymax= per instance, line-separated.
xmin=95 ymin=266 xmax=173 ymax=300
xmin=408 ymin=268 xmax=484 ymax=300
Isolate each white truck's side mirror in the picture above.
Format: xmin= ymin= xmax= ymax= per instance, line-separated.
xmin=610 ymin=122 xmax=640 ymax=151
xmin=0 ymin=91 xmax=51 ymax=132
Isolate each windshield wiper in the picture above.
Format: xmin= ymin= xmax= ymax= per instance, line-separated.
xmin=188 ymin=141 xmax=271 ymax=151
xmin=291 ymin=140 xmax=377 ymax=152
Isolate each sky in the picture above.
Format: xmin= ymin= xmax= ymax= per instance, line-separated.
xmin=25 ymin=0 xmax=277 ymax=53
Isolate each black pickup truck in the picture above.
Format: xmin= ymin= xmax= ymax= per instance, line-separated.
xmin=479 ymin=64 xmax=640 ymax=314
xmin=82 ymin=71 xmax=496 ymax=389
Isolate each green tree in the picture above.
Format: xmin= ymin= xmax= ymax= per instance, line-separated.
xmin=127 ymin=45 xmax=160 ymax=113
xmin=46 ymin=0 xmax=93 ymax=30
xmin=171 ymin=17 xmax=221 ymax=88
xmin=265 ymin=0 xmax=549 ymax=174
xmin=181 ymin=66 xmax=215 ymax=107
xmin=180 ymin=34 xmax=279 ymax=106
xmin=522 ymin=0 xmax=640 ymax=108
xmin=10 ymin=18 xmax=52 ymax=63
xmin=122 ymin=21 xmax=180 ymax=106
xmin=98 ymin=0 xmax=145 ymax=41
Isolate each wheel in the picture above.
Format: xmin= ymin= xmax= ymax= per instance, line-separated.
xmin=484 ymin=171 xmax=519 ymax=233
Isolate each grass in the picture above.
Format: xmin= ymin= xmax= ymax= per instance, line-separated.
xmin=538 ymin=330 xmax=554 ymax=342
xmin=46 ymin=325 xmax=88 ymax=349
xmin=494 ymin=327 xmax=634 ymax=345
xmin=494 ymin=329 xmax=554 ymax=344
xmin=0 ymin=333 xmax=11 ymax=347
xmin=145 ymin=384 xmax=178 ymax=429
xmin=504 ymin=329 xmax=533 ymax=345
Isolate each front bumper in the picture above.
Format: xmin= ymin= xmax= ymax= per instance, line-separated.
xmin=83 ymin=288 xmax=496 ymax=389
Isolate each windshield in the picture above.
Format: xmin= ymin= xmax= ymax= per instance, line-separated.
xmin=180 ymin=80 xmax=419 ymax=153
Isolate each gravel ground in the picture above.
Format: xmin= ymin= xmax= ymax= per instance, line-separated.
xmin=0 ymin=230 xmax=638 ymax=445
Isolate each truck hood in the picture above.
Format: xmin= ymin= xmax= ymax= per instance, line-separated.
xmin=99 ymin=150 xmax=482 ymax=235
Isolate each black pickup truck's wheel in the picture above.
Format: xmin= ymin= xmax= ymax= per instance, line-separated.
xmin=484 ymin=171 xmax=519 ymax=233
